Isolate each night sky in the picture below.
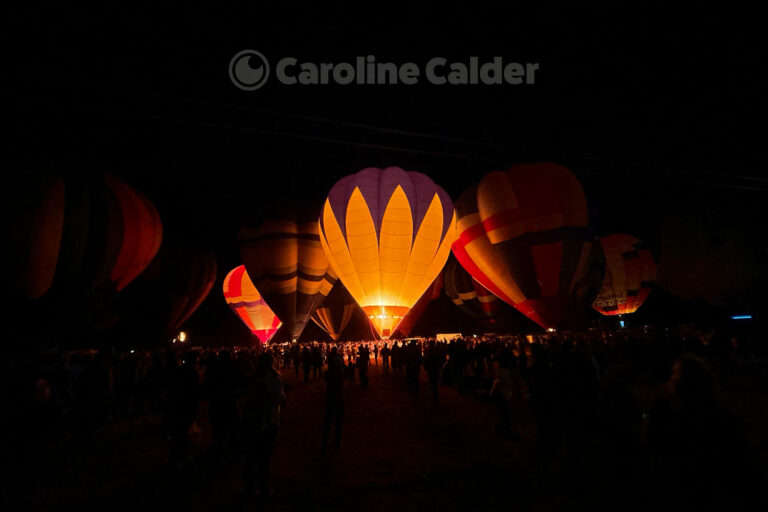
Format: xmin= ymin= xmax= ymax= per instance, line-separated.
xmin=7 ymin=4 xmax=766 ymax=345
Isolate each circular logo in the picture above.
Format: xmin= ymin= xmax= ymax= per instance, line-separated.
xmin=229 ymin=50 xmax=270 ymax=91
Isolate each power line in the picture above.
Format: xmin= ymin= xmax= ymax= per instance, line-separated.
xmin=77 ymin=103 xmax=768 ymax=193
xmin=67 ymin=82 xmax=768 ymax=185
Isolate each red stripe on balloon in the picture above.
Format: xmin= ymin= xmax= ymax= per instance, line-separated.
xmin=458 ymin=222 xmax=488 ymax=246
xmin=229 ymin=265 xmax=246 ymax=298
xmin=481 ymin=209 xmax=524 ymax=234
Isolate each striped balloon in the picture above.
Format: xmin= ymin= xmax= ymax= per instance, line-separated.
xmin=593 ymin=234 xmax=656 ymax=316
xmin=239 ymin=207 xmax=337 ymax=340
xmin=8 ymin=171 xmax=162 ymax=299
xmin=452 ymin=163 xmax=603 ymax=329
xmin=444 ymin=256 xmax=502 ymax=325
xmin=104 ymin=175 xmax=163 ymax=292
xmin=223 ymin=265 xmax=281 ymax=344
xmin=318 ymin=167 xmax=456 ymax=338
xmin=310 ymin=279 xmax=358 ymax=341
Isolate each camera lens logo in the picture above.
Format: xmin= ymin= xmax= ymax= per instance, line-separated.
xmin=229 ymin=50 xmax=270 ymax=91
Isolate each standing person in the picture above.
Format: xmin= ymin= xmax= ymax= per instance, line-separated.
xmin=490 ymin=356 xmax=516 ymax=437
xmin=167 ymin=351 xmax=200 ymax=470
xmin=423 ymin=340 xmax=445 ymax=404
xmin=373 ymin=343 xmax=379 ymax=366
xmin=322 ymin=349 xmax=345 ymax=456
xmin=357 ymin=345 xmax=370 ymax=388
xmin=405 ymin=341 xmax=423 ymax=396
xmin=207 ymin=350 xmax=237 ymax=461
xmin=391 ymin=342 xmax=401 ymax=376
xmin=291 ymin=344 xmax=301 ymax=378
xmin=301 ymin=346 xmax=311 ymax=383
xmin=381 ymin=343 xmax=391 ymax=375
xmin=346 ymin=349 xmax=356 ymax=384
xmin=242 ymin=353 xmax=286 ymax=497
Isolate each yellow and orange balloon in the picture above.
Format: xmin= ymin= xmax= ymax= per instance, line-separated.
xmin=223 ymin=265 xmax=281 ymax=344
xmin=318 ymin=167 xmax=456 ymax=338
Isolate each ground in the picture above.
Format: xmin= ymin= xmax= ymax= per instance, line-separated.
xmin=13 ymin=361 xmax=768 ymax=511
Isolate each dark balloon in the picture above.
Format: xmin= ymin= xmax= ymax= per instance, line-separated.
xmin=392 ymin=273 xmax=443 ymax=338
xmin=239 ymin=204 xmax=336 ymax=340
xmin=444 ymin=256 xmax=504 ymax=326
xmin=8 ymin=170 xmax=162 ymax=299
xmin=311 ymin=278 xmax=360 ymax=341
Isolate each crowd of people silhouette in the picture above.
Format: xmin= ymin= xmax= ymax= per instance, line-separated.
xmin=2 ymin=325 xmax=766 ymax=509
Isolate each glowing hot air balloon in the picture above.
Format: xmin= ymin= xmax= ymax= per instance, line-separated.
xmin=318 ymin=167 xmax=456 ymax=338
xmin=452 ymin=162 xmax=604 ymax=329
xmin=223 ymin=265 xmax=281 ymax=344
xmin=310 ymin=278 xmax=359 ymax=341
xmin=592 ymin=234 xmax=656 ymax=316
xmin=239 ymin=206 xmax=337 ymax=341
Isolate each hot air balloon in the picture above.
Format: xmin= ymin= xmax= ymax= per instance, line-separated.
xmin=444 ymin=256 xmax=504 ymax=326
xmin=452 ymin=162 xmax=603 ymax=329
xmin=8 ymin=169 xmax=66 ymax=299
xmin=8 ymin=171 xmax=162 ymax=299
xmin=310 ymin=278 xmax=359 ymax=341
xmin=318 ymin=167 xmax=456 ymax=338
xmin=592 ymin=234 xmax=656 ymax=316
xmin=239 ymin=206 xmax=337 ymax=341
xmin=116 ymin=240 xmax=217 ymax=342
xmin=104 ymin=175 xmax=163 ymax=292
xmin=392 ymin=273 xmax=443 ymax=338
xmin=223 ymin=265 xmax=282 ymax=344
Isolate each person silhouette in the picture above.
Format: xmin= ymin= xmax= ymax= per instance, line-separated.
xmin=321 ymin=349 xmax=345 ymax=456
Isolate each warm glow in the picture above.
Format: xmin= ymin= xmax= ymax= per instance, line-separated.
xmin=593 ymin=234 xmax=656 ymax=316
xmin=318 ymin=167 xmax=456 ymax=337
xmin=178 ymin=331 xmax=187 ymax=342
xmin=223 ymin=265 xmax=281 ymax=344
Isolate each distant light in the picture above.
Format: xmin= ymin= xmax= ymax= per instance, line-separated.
xmin=178 ymin=331 xmax=187 ymax=342
xmin=619 ymin=320 xmax=625 ymax=328
xmin=130 ymin=349 xmax=135 ymax=354
xmin=731 ymin=315 xmax=752 ymax=320
xmin=546 ymin=328 xmax=556 ymax=333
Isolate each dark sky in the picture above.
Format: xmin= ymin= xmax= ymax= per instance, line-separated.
xmin=7 ymin=4 xmax=766 ymax=343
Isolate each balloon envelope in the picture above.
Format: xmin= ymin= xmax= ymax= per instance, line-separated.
xmin=239 ymin=206 xmax=337 ymax=340
xmin=223 ymin=265 xmax=281 ymax=344
xmin=318 ymin=167 xmax=456 ymax=337
xmin=452 ymin=162 xmax=603 ymax=329
xmin=444 ymin=256 xmax=503 ymax=326
xmin=8 ymin=171 xmax=162 ymax=300
xmin=391 ymin=273 xmax=443 ymax=338
xmin=592 ymin=234 xmax=656 ymax=316
xmin=310 ymin=278 xmax=359 ymax=341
